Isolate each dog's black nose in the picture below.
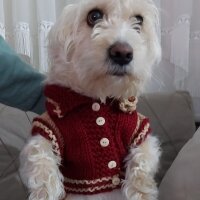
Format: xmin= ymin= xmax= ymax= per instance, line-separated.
xmin=108 ymin=42 xmax=133 ymax=66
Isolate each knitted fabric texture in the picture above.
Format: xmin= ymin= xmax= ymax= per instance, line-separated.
xmin=32 ymin=84 xmax=151 ymax=195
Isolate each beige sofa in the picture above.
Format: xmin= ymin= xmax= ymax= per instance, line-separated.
xmin=0 ymin=91 xmax=196 ymax=199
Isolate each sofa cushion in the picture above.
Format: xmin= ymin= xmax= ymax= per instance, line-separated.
xmin=0 ymin=103 xmax=37 ymax=199
xmin=138 ymin=91 xmax=196 ymax=183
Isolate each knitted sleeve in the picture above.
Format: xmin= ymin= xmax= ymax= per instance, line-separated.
xmin=131 ymin=113 xmax=151 ymax=146
xmin=32 ymin=112 xmax=64 ymax=157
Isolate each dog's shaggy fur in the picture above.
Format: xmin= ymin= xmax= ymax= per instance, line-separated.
xmin=20 ymin=0 xmax=161 ymax=199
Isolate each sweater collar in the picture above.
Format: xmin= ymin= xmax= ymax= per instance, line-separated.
xmin=44 ymin=84 xmax=138 ymax=118
xmin=45 ymin=84 xmax=98 ymax=118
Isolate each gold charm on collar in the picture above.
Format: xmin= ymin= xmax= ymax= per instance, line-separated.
xmin=119 ymin=97 xmax=138 ymax=114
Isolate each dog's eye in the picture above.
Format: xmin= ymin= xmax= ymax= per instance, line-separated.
xmin=131 ymin=15 xmax=144 ymax=33
xmin=87 ymin=9 xmax=103 ymax=27
xmin=135 ymin=15 xmax=143 ymax=25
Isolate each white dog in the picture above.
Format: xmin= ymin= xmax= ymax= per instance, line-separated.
xmin=20 ymin=0 xmax=161 ymax=200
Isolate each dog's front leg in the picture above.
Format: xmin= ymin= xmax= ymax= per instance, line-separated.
xmin=20 ymin=135 xmax=65 ymax=200
xmin=123 ymin=135 xmax=161 ymax=200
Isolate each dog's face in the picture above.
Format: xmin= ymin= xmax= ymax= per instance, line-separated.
xmin=48 ymin=0 xmax=161 ymax=101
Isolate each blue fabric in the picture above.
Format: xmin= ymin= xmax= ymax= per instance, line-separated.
xmin=0 ymin=36 xmax=45 ymax=114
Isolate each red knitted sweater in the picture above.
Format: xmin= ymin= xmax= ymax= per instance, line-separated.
xmin=32 ymin=84 xmax=151 ymax=195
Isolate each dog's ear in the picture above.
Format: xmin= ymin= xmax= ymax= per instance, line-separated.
xmin=48 ymin=4 xmax=78 ymax=62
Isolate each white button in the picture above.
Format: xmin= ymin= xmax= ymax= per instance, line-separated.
xmin=96 ymin=117 xmax=105 ymax=126
xmin=108 ymin=161 xmax=117 ymax=169
xmin=112 ymin=176 xmax=120 ymax=186
xmin=100 ymin=138 xmax=109 ymax=147
xmin=92 ymin=103 xmax=100 ymax=111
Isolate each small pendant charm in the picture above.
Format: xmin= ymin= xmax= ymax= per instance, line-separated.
xmin=119 ymin=96 xmax=138 ymax=114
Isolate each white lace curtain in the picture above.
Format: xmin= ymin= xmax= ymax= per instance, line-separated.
xmin=149 ymin=0 xmax=200 ymax=120
xmin=0 ymin=0 xmax=78 ymax=72
xmin=0 ymin=0 xmax=200 ymax=119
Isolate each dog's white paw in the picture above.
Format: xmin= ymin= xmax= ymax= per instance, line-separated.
xmin=20 ymin=135 xmax=65 ymax=200
xmin=29 ymin=187 xmax=48 ymax=200
xmin=123 ymin=135 xmax=160 ymax=200
xmin=130 ymin=169 xmax=158 ymax=200
xmin=124 ymin=168 xmax=158 ymax=200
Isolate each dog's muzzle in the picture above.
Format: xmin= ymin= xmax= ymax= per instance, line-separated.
xmin=108 ymin=42 xmax=133 ymax=66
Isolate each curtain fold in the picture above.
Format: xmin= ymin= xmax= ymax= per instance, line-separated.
xmin=36 ymin=0 xmax=56 ymax=72
xmin=170 ymin=14 xmax=190 ymax=90
xmin=0 ymin=0 xmax=5 ymax=38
